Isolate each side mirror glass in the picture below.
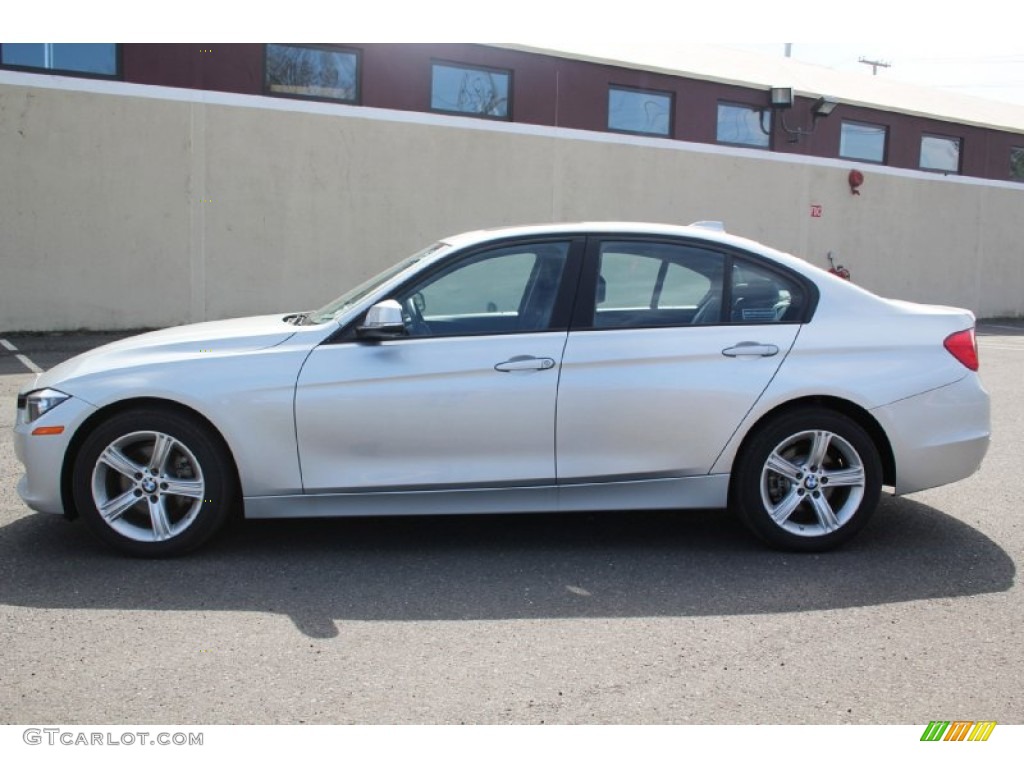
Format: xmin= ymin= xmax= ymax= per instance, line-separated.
xmin=357 ymin=300 xmax=406 ymax=339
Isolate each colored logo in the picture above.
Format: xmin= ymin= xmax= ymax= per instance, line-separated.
xmin=920 ymin=721 xmax=996 ymax=742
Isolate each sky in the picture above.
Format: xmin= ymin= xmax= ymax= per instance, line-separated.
xmin=721 ymin=44 xmax=1024 ymax=107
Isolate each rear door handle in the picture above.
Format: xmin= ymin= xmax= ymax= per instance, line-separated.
xmin=494 ymin=356 xmax=556 ymax=372
xmin=722 ymin=342 xmax=779 ymax=358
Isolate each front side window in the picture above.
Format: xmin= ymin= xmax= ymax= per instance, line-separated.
xmin=840 ymin=121 xmax=887 ymax=163
xmin=394 ymin=242 xmax=569 ymax=337
xmin=716 ymin=103 xmax=770 ymax=147
xmin=1011 ymin=147 xmax=1024 ymax=181
xmin=430 ymin=62 xmax=510 ymax=118
xmin=0 ymin=43 xmax=117 ymax=76
xmin=608 ymin=86 xmax=672 ymax=137
xmin=920 ymin=134 xmax=961 ymax=173
xmin=265 ymin=44 xmax=359 ymax=103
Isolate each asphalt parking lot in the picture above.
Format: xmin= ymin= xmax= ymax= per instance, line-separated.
xmin=0 ymin=323 xmax=1021 ymax=724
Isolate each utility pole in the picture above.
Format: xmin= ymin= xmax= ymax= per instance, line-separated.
xmin=858 ymin=56 xmax=891 ymax=76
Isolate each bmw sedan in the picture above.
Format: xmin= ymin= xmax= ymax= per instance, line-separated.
xmin=13 ymin=222 xmax=990 ymax=556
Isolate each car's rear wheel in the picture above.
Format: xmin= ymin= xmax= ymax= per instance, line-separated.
xmin=732 ymin=408 xmax=882 ymax=551
xmin=72 ymin=409 xmax=237 ymax=557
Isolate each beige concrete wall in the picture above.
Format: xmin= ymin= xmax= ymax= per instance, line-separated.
xmin=1 ymin=77 xmax=1022 ymax=331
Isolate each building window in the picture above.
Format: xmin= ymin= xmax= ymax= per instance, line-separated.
xmin=840 ymin=121 xmax=887 ymax=163
xmin=1011 ymin=147 xmax=1024 ymax=181
xmin=608 ymin=86 xmax=672 ymax=137
xmin=0 ymin=43 xmax=118 ymax=77
xmin=920 ymin=134 xmax=961 ymax=173
xmin=430 ymin=62 xmax=510 ymax=119
xmin=265 ymin=44 xmax=359 ymax=103
xmin=716 ymin=103 xmax=770 ymax=147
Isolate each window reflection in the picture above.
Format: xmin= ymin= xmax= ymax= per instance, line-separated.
xmin=1010 ymin=147 xmax=1024 ymax=181
xmin=920 ymin=134 xmax=961 ymax=173
xmin=608 ymin=86 xmax=672 ymax=136
xmin=840 ymin=121 xmax=887 ymax=163
xmin=716 ymin=103 xmax=770 ymax=147
xmin=1 ymin=43 xmax=117 ymax=76
xmin=266 ymin=44 xmax=359 ymax=103
xmin=431 ymin=63 xmax=510 ymax=118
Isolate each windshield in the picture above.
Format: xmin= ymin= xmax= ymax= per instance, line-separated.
xmin=307 ymin=243 xmax=447 ymax=324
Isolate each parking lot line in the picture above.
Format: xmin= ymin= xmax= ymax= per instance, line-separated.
xmin=0 ymin=338 xmax=44 ymax=374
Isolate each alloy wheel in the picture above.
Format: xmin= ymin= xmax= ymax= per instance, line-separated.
xmin=90 ymin=430 xmax=206 ymax=543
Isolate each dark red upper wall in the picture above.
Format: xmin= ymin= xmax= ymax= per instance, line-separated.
xmin=115 ymin=43 xmax=1024 ymax=183
xmin=122 ymin=43 xmax=263 ymax=94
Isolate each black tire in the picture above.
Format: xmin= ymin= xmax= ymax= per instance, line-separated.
xmin=731 ymin=407 xmax=882 ymax=552
xmin=71 ymin=408 xmax=237 ymax=557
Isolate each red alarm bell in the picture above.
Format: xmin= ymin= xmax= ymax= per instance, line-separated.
xmin=849 ymin=169 xmax=864 ymax=195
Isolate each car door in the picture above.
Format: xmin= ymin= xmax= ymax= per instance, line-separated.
xmin=555 ymin=237 xmax=807 ymax=483
xmin=294 ymin=239 xmax=582 ymax=493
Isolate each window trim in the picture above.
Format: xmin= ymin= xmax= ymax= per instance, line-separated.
xmin=715 ymin=101 xmax=771 ymax=148
xmin=919 ymin=132 xmax=962 ymax=174
xmin=571 ymin=235 xmax=818 ymax=331
xmin=0 ymin=43 xmax=121 ymax=80
xmin=607 ymin=84 xmax=675 ymax=138
xmin=429 ymin=59 xmax=513 ymax=121
xmin=263 ymin=43 xmax=361 ymax=106
xmin=839 ymin=119 xmax=889 ymax=164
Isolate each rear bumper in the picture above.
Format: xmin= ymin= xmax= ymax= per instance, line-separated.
xmin=872 ymin=374 xmax=990 ymax=495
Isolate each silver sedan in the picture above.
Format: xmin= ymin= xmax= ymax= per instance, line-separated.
xmin=13 ymin=222 xmax=990 ymax=556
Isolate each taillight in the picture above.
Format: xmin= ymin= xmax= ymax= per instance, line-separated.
xmin=944 ymin=328 xmax=979 ymax=371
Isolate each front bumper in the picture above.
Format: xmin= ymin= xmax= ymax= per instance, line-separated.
xmin=872 ymin=374 xmax=990 ymax=495
xmin=14 ymin=394 xmax=98 ymax=515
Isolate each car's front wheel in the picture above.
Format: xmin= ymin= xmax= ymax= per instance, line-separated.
xmin=71 ymin=408 xmax=237 ymax=557
xmin=732 ymin=408 xmax=882 ymax=551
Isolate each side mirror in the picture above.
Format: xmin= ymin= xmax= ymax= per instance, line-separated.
xmin=357 ymin=300 xmax=406 ymax=340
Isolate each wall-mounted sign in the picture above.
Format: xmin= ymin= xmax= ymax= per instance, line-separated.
xmin=810 ymin=204 xmax=823 ymax=218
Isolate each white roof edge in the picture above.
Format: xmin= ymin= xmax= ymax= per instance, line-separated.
xmin=495 ymin=42 xmax=1024 ymax=134
xmin=499 ymin=42 xmax=775 ymax=91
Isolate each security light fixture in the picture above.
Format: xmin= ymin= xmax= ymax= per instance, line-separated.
xmin=769 ymin=87 xmax=839 ymax=143
xmin=770 ymin=87 xmax=794 ymax=109
xmin=811 ymin=96 xmax=838 ymax=118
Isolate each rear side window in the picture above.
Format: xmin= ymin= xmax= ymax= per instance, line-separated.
xmin=730 ymin=260 xmax=805 ymax=323
xmin=591 ymin=242 xmax=725 ymax=328
xmin=582 ymin=240 xmax=808 ymax=329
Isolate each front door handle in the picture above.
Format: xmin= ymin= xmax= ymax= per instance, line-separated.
xmin=722 ymin=342 xmax=779 ymax=358
xmin=494 ymin=356 xmax=556 ymax=372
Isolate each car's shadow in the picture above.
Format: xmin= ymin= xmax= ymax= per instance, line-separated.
xmin=0 ymin=498 xmax=1014 ymax=638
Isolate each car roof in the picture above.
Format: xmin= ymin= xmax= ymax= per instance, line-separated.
xmin=439 ymin=221 xmax=809 ymax=273
xmin=441 ymin=221 xmax=741 ymax=247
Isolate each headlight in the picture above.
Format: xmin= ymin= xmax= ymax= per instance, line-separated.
xmin=21 ymin=388 xmax=71 ymax=423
